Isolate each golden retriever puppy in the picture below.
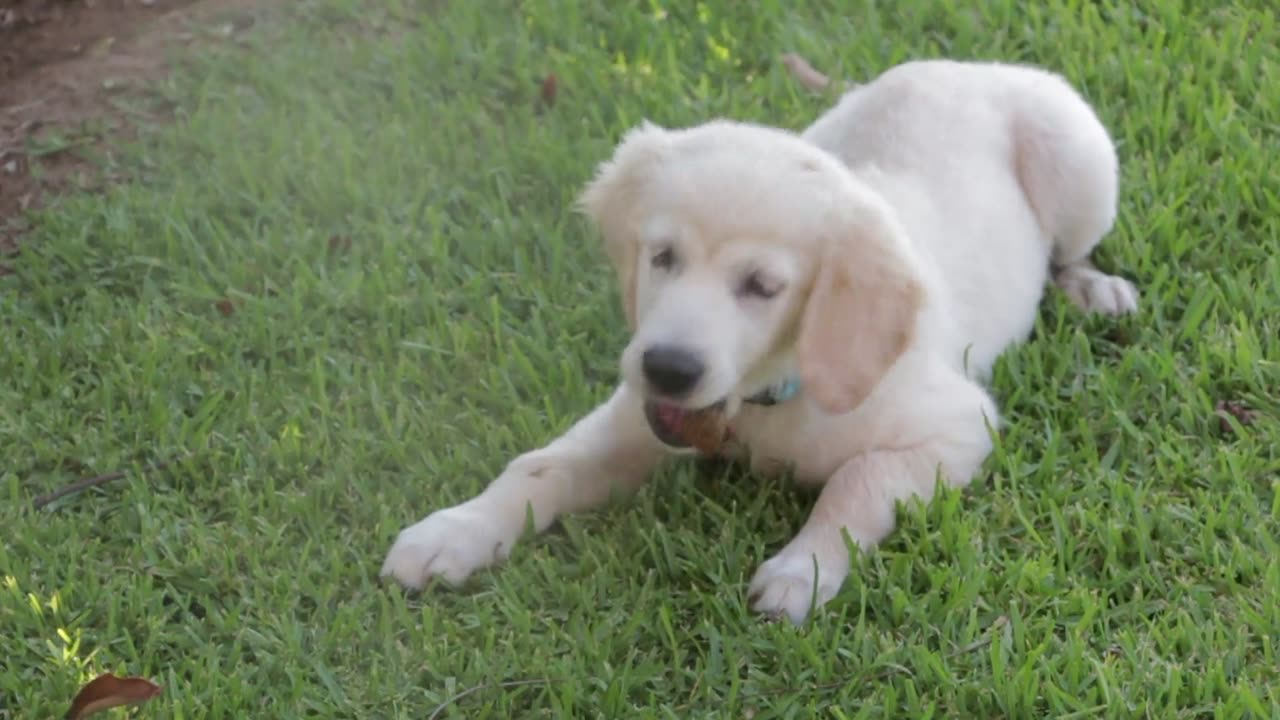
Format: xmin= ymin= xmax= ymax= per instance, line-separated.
xmin=382 ymin=59 xmax=1138 ymax=623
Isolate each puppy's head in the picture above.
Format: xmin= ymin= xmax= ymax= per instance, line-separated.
xmin=579 ymin=121 xmax=924 ymax=449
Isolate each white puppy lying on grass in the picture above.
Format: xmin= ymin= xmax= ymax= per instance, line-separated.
xmin=382 ymin=56 xmax=1138 ymax=624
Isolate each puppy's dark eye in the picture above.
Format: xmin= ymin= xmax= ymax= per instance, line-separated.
xmin=651 ymin=247 xmax=677 ymax=270
xmin=739 ymin=271 xmax=782 ymax=299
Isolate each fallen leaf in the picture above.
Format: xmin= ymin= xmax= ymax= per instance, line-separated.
xmin=214 ymin=298 xmax=240 ymax=316
xmin=540 ymin=73 xmax=557 ymax=106
xmin=86 ymin=36 xmax=116 ymax=58
xmin=228 ymin=12 xmax=256 ymax=31
xmin=1215 ymin=400 xmax=1258 ymax=434
xmin=65 ymin=673 xmax=162 ymax=720
xmin=779 ymin=52 xmax=831 ymax=92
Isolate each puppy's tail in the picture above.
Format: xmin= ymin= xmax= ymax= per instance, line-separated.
xmin=779 ymin=53 xmax=858 ymax=93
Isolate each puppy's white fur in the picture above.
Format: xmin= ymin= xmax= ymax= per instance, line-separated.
xmin=382 ymin=59 xmax=1138 ymax=623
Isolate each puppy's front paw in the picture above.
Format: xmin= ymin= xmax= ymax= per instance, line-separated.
xmin=748 ymin=545 xmax=848 ymax=624
xmin=380 ymin=505 xmax=514 ymax=590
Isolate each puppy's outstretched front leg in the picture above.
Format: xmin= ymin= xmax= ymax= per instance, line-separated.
xmin=381 ymin=385 xmax=663 ymax=589
xmin=749 ymin=398 xmax=995 ymax=624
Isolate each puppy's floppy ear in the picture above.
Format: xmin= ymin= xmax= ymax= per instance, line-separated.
xmin=577 ymin=121 xmax=669 ymax=328
xmin=798 ymin=194 xmax=925 ymax=414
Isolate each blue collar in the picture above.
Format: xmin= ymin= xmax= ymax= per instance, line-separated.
xmin=743 ymin=377 xmax=801 ymax=406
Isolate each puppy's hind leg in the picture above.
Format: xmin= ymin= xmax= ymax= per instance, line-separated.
xmin=1013 ymin=72 xmax=1139 ymax=316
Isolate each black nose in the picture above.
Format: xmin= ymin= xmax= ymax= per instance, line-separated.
xmin=642 ymin=344 xmax=705 ymax=396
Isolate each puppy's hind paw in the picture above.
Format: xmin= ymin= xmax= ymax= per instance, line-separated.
xmin=1054 ymin=263 xmax=1139 ymax=316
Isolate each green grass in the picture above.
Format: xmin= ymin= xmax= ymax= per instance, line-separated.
xmin=2 ymin=0 xmax=1278 ymax=716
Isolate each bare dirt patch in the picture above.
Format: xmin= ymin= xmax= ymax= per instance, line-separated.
xmin=1 ymin=0 xmax=258 ymax=267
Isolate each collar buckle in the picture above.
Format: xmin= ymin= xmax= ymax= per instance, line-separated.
xmin=743 ymin=377 xmax=801 ymax=406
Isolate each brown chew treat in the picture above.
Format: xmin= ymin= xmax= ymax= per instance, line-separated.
xmin=681 ymin=406 xmax=731 ymax=455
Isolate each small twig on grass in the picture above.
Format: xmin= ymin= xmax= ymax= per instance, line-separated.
xmin=427 ymin=678 xmax=551 ymax=720
xmin=2 ymin=97 xmax=47 ymax=116
xmin=779 ymin=52 xmax=859 ymax=94
xmin=780 ymin=53 xmax=833 ymax=91
xmin=32 ymin=455 xmax=185 ymax=510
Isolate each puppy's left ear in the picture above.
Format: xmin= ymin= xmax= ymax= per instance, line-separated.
xmin=577 ymin=121 xmax=670 ymax=328
xmin=798 ymin=193 xmax=925 ymax=414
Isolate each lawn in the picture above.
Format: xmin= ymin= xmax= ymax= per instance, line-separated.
xmin=2 ymin=0 xmax=1278 ymax=717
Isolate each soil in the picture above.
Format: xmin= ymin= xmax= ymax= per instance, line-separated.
xmin=0 ymin=0 xmax=257 ymax=269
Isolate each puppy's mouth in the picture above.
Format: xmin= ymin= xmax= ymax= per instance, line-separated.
xmin=643 ymin=399 xmax=728 ymax=449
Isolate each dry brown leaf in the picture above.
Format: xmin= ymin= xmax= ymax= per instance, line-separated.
xmin=540 ymin=73 xmax=557 ymax=106
xmin=214 ymin=297 xmax=240 ymax=316
xmin=1215 ymin=400 xmax=1258 ymax=434
xmin=65 ymin=673 xmax=162 ymax=719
